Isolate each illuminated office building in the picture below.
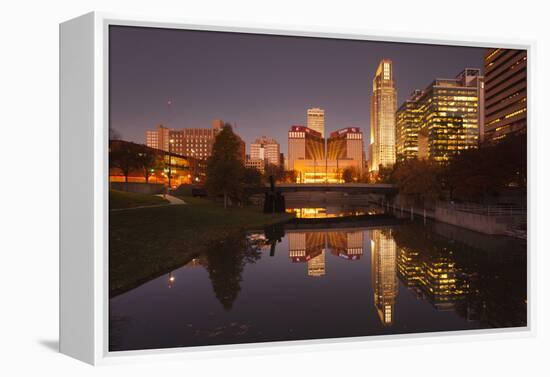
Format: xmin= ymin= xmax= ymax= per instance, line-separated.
xmin=288 ymin=125 xmax=325 ymax=181
xmin=288 ymin=125 xmax=364 ymax=183
xmin=370 ymin=229 xmax=398 ymax=326
xmin=244 ymin=157 xmax=265 ymax=172
xmin=369 ymin=59 xmax=397 ymax=172
xmin=484 ymin=48 xmax=527 ymax=142
xmin=249 ymin=136 xmax=281 ymax=171
xmin=327 ymin=127 xmax=365 ymax=175
xmin=307 ymin=107 xmax=325 ymax=137
xmin=145 ymin=124 xmax=170 ymax=151
xmin=396 ymin=90 xmax=424 ymax=162
xmin=402 ymin=68 xmax=484 ymax=163
xmin=146 ymin=119 xmax=245 ymax=162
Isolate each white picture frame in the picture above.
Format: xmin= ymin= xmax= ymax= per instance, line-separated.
xmin=59 ymin=11 xmax=535 ymax=365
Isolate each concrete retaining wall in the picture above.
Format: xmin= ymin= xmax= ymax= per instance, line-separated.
xmin=434 ymin=206 xmax=518 ymax=235
xmin=110 ymin=182 xmax=165 ymax=195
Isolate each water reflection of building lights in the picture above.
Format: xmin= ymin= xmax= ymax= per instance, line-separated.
xmin=308 ymin=250 xmax=326 ymax=277
xmin=287 ymin=207 xmax=369 ymax=219
xmin=370 ymin=229 xmax=398 ymax=326
xmin=288 ymin=230 xmax=364 ymax=276
xmin=168 ymin=272 xmax=175 ymax=288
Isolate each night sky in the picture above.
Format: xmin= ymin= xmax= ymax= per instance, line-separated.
xmin=109 ymin=26 xmax=486 ymax=154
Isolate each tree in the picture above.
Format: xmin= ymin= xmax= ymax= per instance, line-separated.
xmin=342 ymin=167 xmax=354 ymax=183
xmin=205 ymin=124 xmax=245 ymax=208
xmin=136 ymin=148 xmax=162 ymax=183
xmin=282 ymin=170 xmax=297 ymax=183
xmin=109 ymin=141 xmax=141 ymax=184
xmin=205 ymin=231 xmax=262 ymax=311
xmin=109 ymin=128 xmax=122 ymax=140
xmin=444 ymin=132 xmax=526 ymax=202
xmin=243 ymin=167 xmax=262 ymax=188
xmin=264 ymin=163 xmax=284 ymax=183
xmin=392 ymin=158 xmax=442 ymax=206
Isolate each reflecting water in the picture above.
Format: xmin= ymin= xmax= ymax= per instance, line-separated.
xmin=286 ymin=205 xmax=383 ymax=218
xmin=109 ymin=220 xmax=527 ymax=351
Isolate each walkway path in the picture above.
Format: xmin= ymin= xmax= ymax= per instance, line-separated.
xmin=156 ymin=194 xmax=186 ymax=205
xmin=110 ymin=195 xmax=186 ymax=212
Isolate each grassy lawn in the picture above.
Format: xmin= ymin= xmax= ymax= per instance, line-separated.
xmin=109 ymin=189 xmax=168 ymax=209
xmin=109 ymin=196 xmax=293 ymax=297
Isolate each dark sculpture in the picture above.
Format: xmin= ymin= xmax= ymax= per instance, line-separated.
xmin=263 ymin=175 xmax=286 ymax=214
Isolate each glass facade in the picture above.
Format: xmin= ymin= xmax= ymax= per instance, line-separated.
xmin=370 ymin=59 xmax=397 ymax=171
xmin=484 ymin=48 xmax=527 ymax=142
xmin=307 ymin=107 xmax=325 ymax=138
xmin=396 ymin=90 xmax=423 ymax=163
xmin=397 ymin=69 xmax=483 ymax=163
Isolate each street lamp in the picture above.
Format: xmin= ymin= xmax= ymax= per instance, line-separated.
xmin=190 ymin=148 xmax=197 ymax=183
xmin=168 ymin=271 xmax=175 ymax=288
xmin=168 ymin=139 xmax=175 ymax=190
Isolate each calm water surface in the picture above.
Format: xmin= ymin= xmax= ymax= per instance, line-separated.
xmin=110 ymin=207 xmax=527 ymax=351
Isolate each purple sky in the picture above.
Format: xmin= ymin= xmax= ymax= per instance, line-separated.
xmin=109 ymin=26 xmax=486 ymax=155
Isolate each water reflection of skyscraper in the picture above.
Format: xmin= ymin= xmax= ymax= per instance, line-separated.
xmin=395 ymin=231 xmax=470 ymax=311
xmin=370 ymin=229 xmax=398 ymax=326
xmin=287 ymin=230 xmax=364 ymax=277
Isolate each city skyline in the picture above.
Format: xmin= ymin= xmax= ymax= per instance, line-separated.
xmin=110 ymin=25 xmax=485 ymax=155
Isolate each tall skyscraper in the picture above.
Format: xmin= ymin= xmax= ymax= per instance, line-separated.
xmin=307 ymin=107 xmax=325 ymax=137
xmin=370 ymin=59 xmax=397 ymax=172
xmin=484 ymin=48 xmax=527 ymax=142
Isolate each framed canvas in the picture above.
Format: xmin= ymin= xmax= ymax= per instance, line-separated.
xmin=59 ymin=12 xmax=533 ymax=365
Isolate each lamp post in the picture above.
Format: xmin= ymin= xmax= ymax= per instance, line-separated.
xmin=190 ymin=148 xmax=197 ymax=183
xmin=168 ymin=139 xmax=175 ymax=190
xmin=168 ymin=271 xmax=175 ymax=288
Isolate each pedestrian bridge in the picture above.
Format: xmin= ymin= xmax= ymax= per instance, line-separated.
xmin=254 ymin=183 xmax=398 ymax=195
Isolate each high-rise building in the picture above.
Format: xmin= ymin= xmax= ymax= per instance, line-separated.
xmin=327 ymin=127 xmax=365 ymax=174
xmin=369 ymin=59 xmax=397 ymax=172
xmin=287 ymin=125 xmax=325 ymax=172
xmin=396 ymin=69 xmax=484 ymax=163
xmin=484 ymin=48 xmax=527 ymax=142
xmin=370 ymin=229 xmax=398 ymax=326
xmin=145 ymin=119 xmax=245 ymax=162
xmin=145 ymin=124 xmax=170 ymax=151
xmin=288 ymin=125 xmax=365 ymax=183
xmin=396 ymin=90 xmax=424 ymax=163
xmin=307 ymin=107 xmax=325 ymax=137
xmin=416 ymin=69 xmax=483 ymax=163
xmin=244 ymin=157 xmax=265 ymax=172
xmin=169 ymin=126 xmax=219 ymax=160
xmin=250 ymin=136 xmax=281 ymax=167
